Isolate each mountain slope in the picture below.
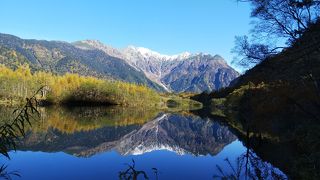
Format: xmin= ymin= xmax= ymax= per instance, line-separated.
xmin=76 ymin=41 xmax=239 ymax=92
xmin=160 ymin=54 xmax=239 ymax=92
xmin=0 ymin=33 xmax=164 ymax=91
xmin=0 ymin=33 xmax=239 ymax=92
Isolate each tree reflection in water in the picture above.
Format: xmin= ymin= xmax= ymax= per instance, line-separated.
xmin=0 ymin=91 xmax=291 ymax=180
xmin=0 ymin=88 xmax=42 ymax=179
xmin=0 ymin=164 xmax=20 ymax=179
xmin=213 ymin=130 xmax=287 ymax=180
xmin=213 ymin=149 xmax=287 ymax=180
xmin=119 ymin=159 xmax=159 ymax=180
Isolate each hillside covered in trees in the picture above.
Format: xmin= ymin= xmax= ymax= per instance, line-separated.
xmin=0 ymin=63 xmax=203 ymax=110
xmin=0 ymin=64 xmax=162 ymax=107
xmin=0 ymin=33 xmax=165 ymax=91
xmin=193 ymin=18 xmax=320 ymax=180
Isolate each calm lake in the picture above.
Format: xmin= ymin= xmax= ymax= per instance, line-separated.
xmin=0 ymin=106 xmax=287 ymax=180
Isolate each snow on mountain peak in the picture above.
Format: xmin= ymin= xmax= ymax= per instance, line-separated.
xmin=125 ymin=45 xmax=192 ymax=61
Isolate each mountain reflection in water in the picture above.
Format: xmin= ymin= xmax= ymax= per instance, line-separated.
xmin=0 ymin=106 xmax=287 ymax=180
xmin=15 ymin=107 xmax=236 ymax=157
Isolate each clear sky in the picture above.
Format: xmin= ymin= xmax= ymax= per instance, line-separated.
xmin=0 ymin=0 xmax=251 ymax=71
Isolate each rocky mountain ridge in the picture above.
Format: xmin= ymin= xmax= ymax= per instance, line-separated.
xmin=75 ymin=40 xmax=240 ymax=92
xmin=0 ymin=33 xmax=239 ymax=92
xmin=0 ymin=33 xmax=165 ymax=91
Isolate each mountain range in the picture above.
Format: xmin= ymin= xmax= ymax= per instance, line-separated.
xmin=0 ymin=33 xmax=239 ymax=92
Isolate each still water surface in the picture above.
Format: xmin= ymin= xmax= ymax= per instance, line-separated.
xmin=0 ymin=106 xmax=286 ymax=180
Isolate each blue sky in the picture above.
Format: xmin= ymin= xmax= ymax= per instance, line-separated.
xmin=0 ymin=0 xmax=251 ymax=71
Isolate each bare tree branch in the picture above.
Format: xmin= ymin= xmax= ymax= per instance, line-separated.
xmin=232 ymin=0 xmax=320 ymax=67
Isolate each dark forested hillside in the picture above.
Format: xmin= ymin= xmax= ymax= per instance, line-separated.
xmin=0 ymin=33 xmax=164 ymax=91
xmin=230 ymin=21 xmax=320 ymax=88
xmin=200 ymin=20 xmax=320 ymax=179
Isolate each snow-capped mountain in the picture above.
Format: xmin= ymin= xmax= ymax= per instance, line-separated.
xmin=124 ymin=46 xmax=192 ymax=62
xmin=73 ymin=40 xmax=240 ymax=92
xmin=0 ymin=34 xmax=165 ymax=91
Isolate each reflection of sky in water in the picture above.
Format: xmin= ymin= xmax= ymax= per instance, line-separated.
xmin=4 ymin=140 xmax=244 ymax=180
xmin=0 ymin=108 xmax=287 ymax=180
